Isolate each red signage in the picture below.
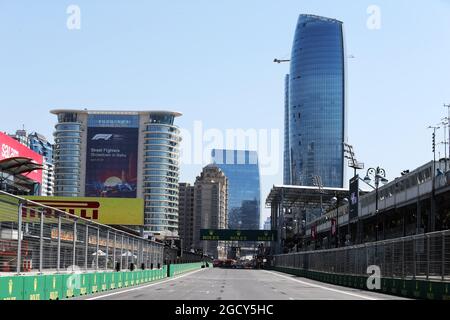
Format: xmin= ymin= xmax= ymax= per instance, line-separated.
xmin=0 ymin=132 xmax=43 ymax=183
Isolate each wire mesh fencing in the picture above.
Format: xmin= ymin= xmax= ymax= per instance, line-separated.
xmin=0 ymin=191 xmax=164 ymax=274
xmin=273 ymin=230 xmax=450 ymax=281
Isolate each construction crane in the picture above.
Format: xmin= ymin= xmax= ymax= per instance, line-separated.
xmin=273 ymin=58 xmax=291 ymax=64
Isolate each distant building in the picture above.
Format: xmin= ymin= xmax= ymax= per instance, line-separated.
xmin=211 ymin=149 xmax=261 ymax=230
xmin=288 ymin=14 xmax=347 ymax=188
xmin=193 ymin=164 xmax=228 ymax=259
xmin=178 ymin=182 xmax=195 ymax=252
xmin=28 ymin=132 xmax=54 ymax=196
xmin=264 ymin=217 xmax=271 ymax=231
xmin=50 ymin=109 xmax=182 ymax=239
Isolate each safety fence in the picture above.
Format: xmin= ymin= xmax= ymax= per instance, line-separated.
xmin=274 ymin=230 xmax=450 ymax=281
xmin=0 ymin=191 xmax=164 ymax=274
xmin=272 ymin=230 xmax=450 ymax=300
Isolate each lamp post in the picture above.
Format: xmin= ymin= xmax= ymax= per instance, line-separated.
xmin=364 ymin=167 xmax=388 ymax=242
xmin=330 ymin=195 xmax=349 ymax=248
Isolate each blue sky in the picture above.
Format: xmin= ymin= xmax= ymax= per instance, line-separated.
xmin=1 ymin=0 xmax=449 ymax=227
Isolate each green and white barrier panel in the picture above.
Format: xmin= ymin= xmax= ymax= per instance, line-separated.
xmin=0 ymin=268 xmax=168 ymax=301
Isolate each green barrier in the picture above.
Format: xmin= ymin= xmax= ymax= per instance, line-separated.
xmin=23 ymin=275 xmax=45 ymax=300
xmin=0 ymin=276 xmax=24 ymax=300
xmin=76 ymin=273 xmax=90 ymax=297
xmin=45 ymin=274 xmax=64 ymax=300
xmin=108 ymin=272 xmax=116 ymax=290
xmin=100 ymin=272 xmax=108 ymax=292
xmin=130 ymin=271 xmax=136 ymax=286
xmin=89 ymin=273 xmax=100 ymax=294
xmin=116 ymin=272 xmax=123 ymax=289
xmin=123 ymin=272 xmax=130 ymax=287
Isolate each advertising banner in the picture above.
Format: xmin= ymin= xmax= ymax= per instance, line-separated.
xmin=199 ymin=229 xmax=277 ymax=242
xmin=85 ymin=127 xmax=138 ymax=198
xmin=0 ymin=132 xmax=43 ymax=183
xmin=22 ymin=196 xmax=144 ymax=226
xmin=349 ymin=175 xmax=359 ymax=220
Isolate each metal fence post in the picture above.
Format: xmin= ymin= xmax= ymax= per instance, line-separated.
xmin=96 ymin=227 xmax=99 ymax=270
xmin=106 ymin=230 xmax=109 ymax=271
xmin=426 ymin=235 xmax=430 ymax=280
xmin=57 ymin=215 xmax=61 ymax=272
xmin=17 ymin=202 xmax=23 ymax=275
xmin=72 ymin=219 xmax=77 ymax=272
xmin=413 ymin=236 xmax=416 ymax=279
xmin=113 ymin=232 xmax=116 ymax=269
xmin=121 ymin=234 xmax=124 ymax=270
xmin=442 ymin=232 xmax=445 ymax=281
xmin=85 ymin=225 xmax=89 ymax=270
xmin=126 ymin=237 xmax=129 ymax=269
xmin=39 ymin=209 xmax=44 ymax=273
xmin=402 ymin=238 xmax=405 ymax=279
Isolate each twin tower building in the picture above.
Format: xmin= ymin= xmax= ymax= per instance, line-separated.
xmin=51 ymin=14 xmax=346 ymax=243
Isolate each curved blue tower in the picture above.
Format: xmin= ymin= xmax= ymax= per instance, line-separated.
xmin=289 ymin=14 xmax=347 ymax=188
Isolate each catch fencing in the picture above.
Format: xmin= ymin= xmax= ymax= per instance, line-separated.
xmin=0 ymin=191 xmax=164 ymax=274
xmin=274 ymin=230 xmax=450 ymax=281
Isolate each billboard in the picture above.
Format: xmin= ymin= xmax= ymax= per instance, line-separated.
xmin=349 ymin=175 xmax=359 ymax=220
xmin=85 ymin=127 xmax=138 ymax=198
xmin=0 ymin=132 xmax=43 ymax=184
xmin=24 ymin=196 xmax=144 ymax=226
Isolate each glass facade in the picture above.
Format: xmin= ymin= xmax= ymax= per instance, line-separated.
xmin=211 ymin=149 xmax=261 ymax=230
xmin=53 ymin=113 xmax=83 ymax=197
xmin=283 ymin=74 xmax=291 ymax=185
xmin=143 ymin=113 xmax=181 ymax=237
xmin=289 ymin=14 xmax=346 ymax=188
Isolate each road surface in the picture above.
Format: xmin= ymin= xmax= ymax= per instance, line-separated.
xmin=78 ymin=268 xmax=409 ymax=300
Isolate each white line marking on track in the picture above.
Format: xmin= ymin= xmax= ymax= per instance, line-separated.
xmin=263 ymin=270 xmax=378 ymax=300
xmin=86 ymin=269 xmax=206 ymax=300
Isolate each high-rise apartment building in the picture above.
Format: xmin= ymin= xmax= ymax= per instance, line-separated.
xmin=178 ymin=182 xmax=195 ymax=251
xmin=28 ymin=132 xmax=54 ymax=196
xmin=51 ymin=109 xmax=182 ymax=239
xmin=192 ymin=164 xmax=228 ymax=259
xmin=288 ymin=14 xmax=347 ymax=188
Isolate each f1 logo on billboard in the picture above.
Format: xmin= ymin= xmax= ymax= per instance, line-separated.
xmin=91 ymin=134 xmax=113 ymax=141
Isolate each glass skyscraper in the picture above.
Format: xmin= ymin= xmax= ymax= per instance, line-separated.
xmin=211 ymin=149 xmax=261 ymax=230
xmin=288 ymin=14 xmax=347 ymax=188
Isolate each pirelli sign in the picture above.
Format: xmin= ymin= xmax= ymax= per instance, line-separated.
xmin=22 ymin=197 xmax=144 ymax=226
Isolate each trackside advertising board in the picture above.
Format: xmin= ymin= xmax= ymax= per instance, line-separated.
xmin=22 ymin=196 xmax=144 ymax=226
xmin=0 ymin=132 xmax=43 ymax=183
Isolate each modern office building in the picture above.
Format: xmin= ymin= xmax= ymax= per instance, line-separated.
xmin=211 ymin=149 xmax=261 ymax=230
xmin=192 ymin=164 xmax=228 ymax=259
xmin=288 ymin=14 xmax=347 ymax=188
xmin=51 ymin=109 xmax=182 ymax=239
xmin=283 ymin=74 xmax=291 ymax=185
xmin=178 ymin=182 xmax=195 ymax=252
xmin=28 ymin=132 xmax=55 ymax=196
